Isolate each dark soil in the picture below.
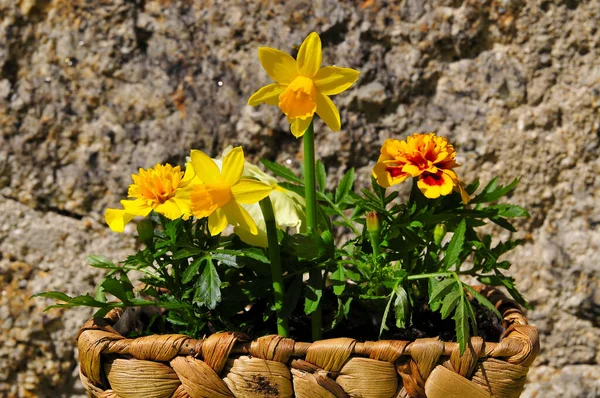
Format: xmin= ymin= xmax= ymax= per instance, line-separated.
xmin=287 ymin=290 xmax=504 ymax=343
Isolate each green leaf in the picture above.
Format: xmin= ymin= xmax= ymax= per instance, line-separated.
xmin=260 ymin=159 xmax=302 ymax=184
xmin=101 ymin=278 xmax=130 ymax=303
xmin=453 ymin=295 xmax=469 ymax=355
xmin=330 ymin=264 xmax=346 ymax=295
xmin=316 ymin=160 xmax=327 ymax=193
xmin=87 ymin=255 xmax=118 ymax=269
xmin=379 ymin=290 xmax=395 ymax=338
xmin=172 ymin=248 xmax=204 ymax=260
xmin=335 ymin=167 xmax=355 ymax=203
xmin=303 ymin=284 xmax=323 ymax=315
xmin=394 ymin=285 xmax=409 ymax=328
xmin=463 ymin=284 xmax=502 ymax=319
xmin=212 ymin=253 xmax=240 ymax=268
xmin=488 ymin=204 xmax=530 ymax=218
xmin=440 ymin=288 xmax=461 ymax=319
xmin=287 ymin=234 xmax=325 ymax=260
xmin=182 ymin=257 xmax=204 ymax=284
xmin=193 ymin=261 xmax=221 ymax=310
xmin=429 ymin=278 xmax=456 ymax=305
xmin=490 ymin=217 xmax=516 ymax=232
xmin=444 ymin=219 xmax=466 ymax=269
xmin=472 ymin=178 xmax=519 ymax=203
xmin=30 ymin=291 xmax=72 ymax=302
xmin=332 ymin=297 xmax=353 ymax=329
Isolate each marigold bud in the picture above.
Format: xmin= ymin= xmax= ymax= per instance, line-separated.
xmin=366 ymin=211 xmax=381 ymax=233
xmin=433 ymin=223 xmax=447 ymax=246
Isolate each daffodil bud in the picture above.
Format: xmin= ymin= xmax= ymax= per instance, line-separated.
xmin=137 ymin=219 xmax=154 ymax=243
xmin=366 ymin=211 xmax=381 ymax=233
xmin=433 ymin=223 xmax=447 ymax=246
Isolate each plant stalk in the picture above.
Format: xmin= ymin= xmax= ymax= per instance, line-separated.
xmin=259 ymin=196 xmax=289 ymax=337
xmin=303 ymin=121 xmax=322 ymax=341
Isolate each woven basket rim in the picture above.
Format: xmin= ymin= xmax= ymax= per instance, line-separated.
xmin=77 ymin=286 xmax=538 ymax=363
xmin=77 ymin=286 xmax=540 ymax=398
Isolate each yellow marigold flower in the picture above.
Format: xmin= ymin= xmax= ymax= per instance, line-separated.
xmin=189 ymin=147 xmax=273 ymax=236
xmin=105 ymin=163 xmax=196 ymax=232
xmin=248 ymin=32 xmax=360 ymax=138
xmin=372 ymin=133 xmax=470 ymax=204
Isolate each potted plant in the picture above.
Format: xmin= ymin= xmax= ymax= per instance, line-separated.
xmin=35 ymin=32 xmax=538 ymax=398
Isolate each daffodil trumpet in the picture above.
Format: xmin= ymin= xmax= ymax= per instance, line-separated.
xmin=259 ymin=196 xmax=289 ymax=337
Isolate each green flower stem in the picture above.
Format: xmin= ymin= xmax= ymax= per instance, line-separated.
xmin=303 ymin=121 xmax=323 ymax=341
xmin=259 ymin=196 xmax=289 ymax=337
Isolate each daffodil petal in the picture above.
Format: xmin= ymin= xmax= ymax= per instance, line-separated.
xmin=231 ymin=179 xmax=273 ymax=204
xmin=120 ymin=199 xmax=153 ymax=217
xmin=270 ymin=189 xmax=305 ymax=230
xmin=313 ymin=66 xmax=360 ymax=95
xmin=191 ymin=150 xmax=221 ymax=184
xmin=248 ymin=83 xmax=288 ymax=106
xmin=296 ymin=32 xmax=322 ymax=78
xmin=154 ymin=199 xmax=183 ymax=220
xmin=208 ymin=207 xmax=228 ymax=236
xmin=104 ymin=209 xmax=136 ymax=233
xmin=180 ymin=162 xmax=196 ymax=186
xmin=221 ymin=146 xmax=244 ymax=186
xmin=223 ymin=202 xmax=258 ymax=235
xmin=258 ymin=47 xmax=298 ymax=84
xmin=315 ymin=92 xmax=341 ymax=131
xmin=290 ymin=117 xmax=312 ymax=138
xmin=234 ymin=203 xmax=268 ymax=246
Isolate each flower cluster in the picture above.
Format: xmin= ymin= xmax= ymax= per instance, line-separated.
xmin=372 ymin=133 xmax=470 ymax=203
xmin=105 ymin=147 xmax=304 ymax=246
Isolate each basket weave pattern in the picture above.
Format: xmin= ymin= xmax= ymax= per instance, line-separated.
xmin=77 ymin=290 xmax=539 ymax=398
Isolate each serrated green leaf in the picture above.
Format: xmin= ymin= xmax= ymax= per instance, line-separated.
xmin=335 ymin=168 xmax=355 ymax=203
xmin=488 ymin=204 xmax=530 ymax=218
xmin=260 ymin=159 xmax=302 ymax=184
xmin=87 ymin=255 xmax=118 ymax=269
xmin=316 ymin=160 xmax=326 ymax=193
xmin=463 ymin=284 xmax=502 ymax=319
xmin=429 ymin=278 xmax=456 ymax=305
xmin=182 ymin=257 xmax=204 ymax=284
xmin=472 ymin=178 xmax=519 ymax=203
xmin=212 ymin=253 xmax=240 ymax=268
xmin=444 ymin=219 xmax=466 ymax=269
xmin=394 ymin=285 xmax=409 ymax=328
xmin=281 ymin=275 xmax=303 ymax=319
xmin=453 ymin=296 xmax=469 ymax=355
xmin=440 ymin=288 xmax=461 ymax=319
xmin=193 ymin=261 xmax=221 ymax=310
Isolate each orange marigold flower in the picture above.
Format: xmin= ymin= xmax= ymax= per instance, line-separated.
xmin=372 ymin=133 xmax=470 ymax=203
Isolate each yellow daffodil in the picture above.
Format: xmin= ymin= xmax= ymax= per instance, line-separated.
xmin=235 ymin=161 xmax=306 ymax=247
xmin=105 ymin=163 xmax=196 ymax=232
xmin=189 ymin=147 xmax=273 ymax=236
xmin=210 ymin=147 xmax=306 ymax=246
xmin=248 ymin=32 xmax=360 ymax=138
xmin=372 ymin=133 xmax=470 ymax=203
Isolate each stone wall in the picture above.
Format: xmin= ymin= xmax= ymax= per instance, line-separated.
xmin=0 ymin=0 xmax=599 ymax=396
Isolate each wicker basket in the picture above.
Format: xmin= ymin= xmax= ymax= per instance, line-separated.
xmin=77 ymin=288 xmax=539 ymax=398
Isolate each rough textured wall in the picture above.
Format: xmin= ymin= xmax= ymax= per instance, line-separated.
xmin=0 ymin=0 xmax=599 ymax=396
